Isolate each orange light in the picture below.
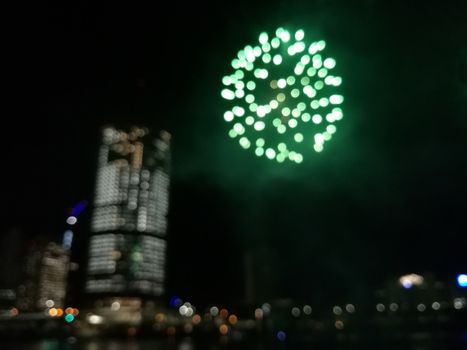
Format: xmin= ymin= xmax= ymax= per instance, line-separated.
xmin=10 ymin=307 xmax=19 ymax=316
xmin=65 ymin=307 xmax=74 ymax=314
xmin=167 ymin=326 xmax=176 ymax=336
xmin=192 ymin=314 xmax=201 ymax=325
xmin=72 ymin=308 xmax=79 ymax=316
xmin=228 ymin=314 xmax=238 ymax=325
xmin=56 ymin=308 xmax=64 ymax=317
xmin=219 ymin=324 xmax=229 ymax=335
xmin=155 ymin=313 xmax=166 ymax=323
xmin=49 ymin=308 xmax=58 ymax=317
xmin=219 ymin=308 xmax=229 ymax=318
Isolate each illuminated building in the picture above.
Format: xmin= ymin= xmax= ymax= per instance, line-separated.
xmin=17 ymin=242 xmax=70 ymax=311
xmin=85 ymin=126 xmax=171 ymax=297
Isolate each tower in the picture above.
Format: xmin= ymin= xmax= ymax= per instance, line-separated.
xmin=85 ymin=126 xmax=171 ymax=298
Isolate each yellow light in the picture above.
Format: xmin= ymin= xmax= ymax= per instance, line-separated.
xmin=49 ymin=308 xmax=58 ymax=317
xmin=228 ymin=314 xmax=238 ymax=325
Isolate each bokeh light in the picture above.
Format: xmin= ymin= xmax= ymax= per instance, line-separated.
xmin=221 ymin=27 xmax=344 ymax=163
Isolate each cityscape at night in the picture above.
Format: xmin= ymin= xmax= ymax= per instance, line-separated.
xmin=1 ymin=0 xmax=467 ymax=349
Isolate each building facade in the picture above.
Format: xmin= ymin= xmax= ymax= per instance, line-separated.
xmin=85 ymin=126 xmax=171 ymax=298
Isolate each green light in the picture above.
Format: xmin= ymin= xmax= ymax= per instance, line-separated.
xmin=235 ymin=81 xmax=244 ymax=90
xmin=245 ymin=116 xmax=255 ymax=125
xmin=275 ymin=27 xmax=284 ymax=36
xmin=232 ymin=59 xmax=240 ymax=69
xmin=279 ymin=30 xmax=290 ymax=42
xmin=333 ymin=77 xmax=342 ymax=86
xmin=323 ymin=132 xmax=332 ymax=141
xmin=307 ymin=67 xmax=316 ymax=76
xmin=255 ymin=147 xmax=264 ymax=156
xmin=273 ymin=54 xmax=282 ymax=65
xmin=295 ymin=29 xmax=305 ymax=41
xmin=293 ymin=42 xmax=306 ymax=53
xmin=294 ymin=63 xmax=305 ymax=75
xmin=262 ymin=43 xmax=271 ymax=52
xmin=288 ymin=119 xmax=297 ymax=128
xmin=278 ymin=142 xmax=287 ymax=152
xmin=272 ymin=118 xmax=281 ymax=127
xmin=237 ymin=50 xmax=246 ymax=60
xmin=291 ymin=89 xmax=300 ymax=98
xmin=233 ymin=123 xmax=244 ymax=134
xmin=303 ymin=85 xmax=316 ymax=97
xmin=246 ymin=81 xmax=256 ymax=90
xmin=221 ymin=89 xmax=235 ymax=100
xmin=271 ymin=38 xmax=280 ymax=48
xmin=256 ymin=138 xmax=265 ymax=147
xmin=233 ymin=106 xmax=245 ymax=117
xmin=277 ymin=93 xmax=286 ymax=102
xmin=317 ymin=68 xmax=328 ymax=78
xmin=270 ymin=100 xmax=279 ymax=109
xmin=262 ymin=53 xmax=271 ymax=64
xmin=301 ymin=113 xmax=311 ymax=122
xmin=314 ymin=144 xmax=323 ymax=152
xmin=228 ymin=130 xmax=237 ymax=138
xmin=281 ymin=107 xmax=290 ymax=116
xmin=300 ymin=77 xmax=310 ymax=86
xmin=294 ymin=133 xmax=304 ymax=142
xmin=277 ymin=124 xmax=286 ymax=133
xmin=235 ymin=90 xmax=245 ymax=98
xmin=319 ymin=97 xmax=329 ymax=107
xmin=314 ymin=81 xmax=324 ymax=90
xmin=310 ymin=100 xmax=320 ymax=109
xmin=277 ymin=153 xmax=286 ymax=163
xmin=239 ymin=137 xmax=251 ymax=149
xmin=224 ymin=111 xmax=234 ymax=122
xmin=312 ymin=114 xmax=322 ymax=124
xmin=301 ymin=55 xmax=311 ymax=65
xmin=294 ymin=153 xmax=303 ymax=163
xmin=254 ymin=121 xmax=265 ymax=131
xmin=297 ymin=102 xmax=306 ymax=111
xmin=287 ymin=46 xmax=296 ymax=56
xmin=277 ymin=78 xmax=286 ymax=88
xmin=65 ymin=314 xmax=74 ymax=323
xmin=327 ymin=125 xmax=337 ymax=134
xmin=235 ymin=70 xmax=244 ymax=79
xmin=317 ymin=40 xmax=326 ymax=50
xmin=332 ymin=107 xmax=344 ymax=120
xmin=326 ymin=113 xmax=334 ymax=122
xmin=222 ymin=76 xmax=232 ymax=85
xmin=314 ymin=133 xmax=324 ymax=144
xmin=286 ymin=76 xmax=296 ymax=85
xmin=330 ymin=94 xmax=344 ymax=104
xmin=249 ymin=103 xmax=258 ymax=112
xmin=323 ymin=57 xmax=336 ymax=69
xmin=266 ymin=148 xmax=276 ymax=159
xmin=259 ymin=32 xmax=269 ymax=44
xmin=253 ymin=46 xmax=262 ymax=57
xmin=245 ymin=94 xmax=255 ymax=103
xmin=291 ymin=108 xmax=300 ymax=118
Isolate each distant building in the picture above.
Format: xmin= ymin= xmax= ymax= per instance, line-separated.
xmin=17 ymin=242 xmax=70 ymax=311
xmin=85 ymin=126 xmax=171 ymax=298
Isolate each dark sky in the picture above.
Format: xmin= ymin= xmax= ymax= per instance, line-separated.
xmin=4 ymin=0 xmax=467 ymax=304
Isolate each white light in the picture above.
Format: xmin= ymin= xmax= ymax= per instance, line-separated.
xmin=303 ymin=305 xmax=312 ymax=315
xmin=45 ymin=300 xmax=54 ymax=308
xmin=88 ymin=314 xmax=104 ymax=325
xmin=66 ymin=216 xmax=77 ymax=225
xmin=376 ymin=303 xmax=385 ymax=312
xmin=210 ymin=306 xmax=219 ymax=316
xmin=111 ymin=301 xmax=120 ymax=311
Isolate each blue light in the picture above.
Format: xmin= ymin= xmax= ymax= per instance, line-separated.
xmin=62 ymin=230 xmax=73 ymax=250
xmin=169 ymin=296 xmax=182 ymax=308
xmin=458 ymin=274 xmax=467 ymax=287
xmin=402 ymin=280 xmax=413 ymax=289
xmin=70 ymin=200 xmax=88 ymax=217
xmin=65 ymin=314 xmax=74 ymax=323
xmin=276 ymin=331 xmax=286 ymax=341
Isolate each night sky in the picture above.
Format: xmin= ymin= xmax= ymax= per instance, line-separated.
xmin=4 ymin=0 xmax=467 ymax=304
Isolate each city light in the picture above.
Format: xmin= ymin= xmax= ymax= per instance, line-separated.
xmin=221 ymin=27 xmax=344 ymax=163
xmin=457 ymin=274 xmax=467 ymax=287
xmin=399 ymin=273 xmax=424 ymax=289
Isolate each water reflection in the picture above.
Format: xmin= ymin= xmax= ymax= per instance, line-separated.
xmin=2 ymin=335 xmax=466 ymax=350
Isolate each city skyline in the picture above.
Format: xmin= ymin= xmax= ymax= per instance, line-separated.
xmin=3 ymin=0 xmax=467 ymax=305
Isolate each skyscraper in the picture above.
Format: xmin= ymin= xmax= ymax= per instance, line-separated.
xmin=85 ymin=126 xmax=171 ymax=298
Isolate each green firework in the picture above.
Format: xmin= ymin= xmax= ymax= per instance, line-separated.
xmin=221 ymin=27 xmax=344 ymax=163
